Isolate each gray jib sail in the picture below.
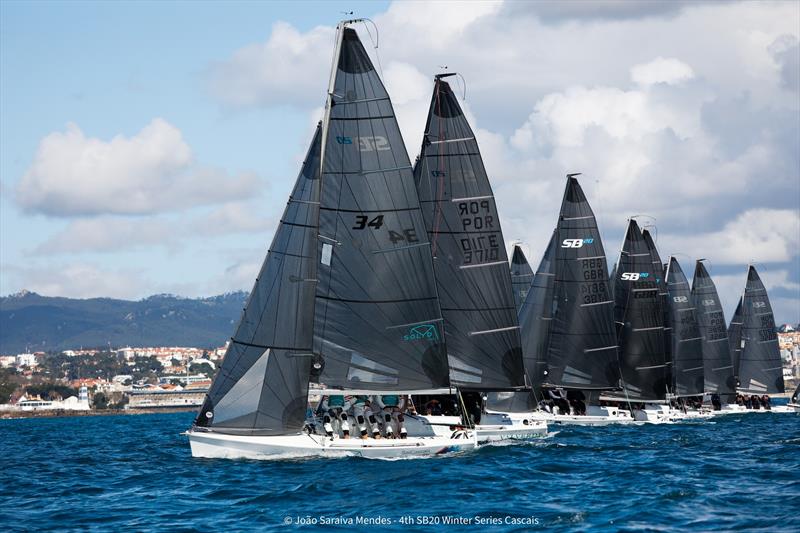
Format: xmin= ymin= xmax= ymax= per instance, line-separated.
xmin=613 ymin=220 xmax=670 ymax=401
xmin=195 ymin=125 xmax=322 ymax=435
xmin=691 ymin=261 xmax=736 ymax=395
xmin=545 ymin=176 xmax=619 ymax=390
xmin=736 ymin=265 xmax=785 ymax=394
xmin=511 ymin=245 xmax=534 ymax=312
xmin=665 ymin=257 xmax=705 ymax=396
xmin=487 ymin=233 xmax=558 ymax=411
xmin=728 ymin=297 xmax=744 ymax=381
xmin=413 ymin=77 xmax=524 ymax=391
xmin=312 ymin=28 xmax=450 ymax=392
xmin=642 ymin=229 xmax=672 ymax=390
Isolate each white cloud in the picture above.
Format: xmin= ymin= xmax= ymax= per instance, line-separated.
xmin=3 ymin=262 xmax=149 ymax=300
xmin=16 ymin=119 xmax=261 ymax=217
xmin=33 ymin=217 xmax=176 ymax=255
xmin=631 ymin=57 xmax=695 ymax=86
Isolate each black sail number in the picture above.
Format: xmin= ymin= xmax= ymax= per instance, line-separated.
xmin=352 ymin=215 xmax=384 ymax=230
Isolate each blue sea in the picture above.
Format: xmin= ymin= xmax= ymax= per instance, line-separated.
xmin=1 ymin=407 xmax=798 ymax=532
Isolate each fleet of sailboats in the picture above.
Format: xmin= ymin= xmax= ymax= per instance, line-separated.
xmin=187 ymin=21 xmax=798 ymax=460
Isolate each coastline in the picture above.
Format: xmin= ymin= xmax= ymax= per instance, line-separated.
xmin=0 ymin=407 xmax=198 ymax=420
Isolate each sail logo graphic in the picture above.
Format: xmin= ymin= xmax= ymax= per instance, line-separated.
xmin=335 ymin=136 xmax=391 ymax=152
xmin=403 ymin=324 xmax=439 ymax=342
xmin=620 ymin=272 xmax=649 ymax=281
xmin=702 ymin=299 xmax=716 ymax=306
xmin=673 ymin=296 xmax=689 ymax=303
xmin=753 ymin=301 xmax=766 ymax=308
xmin=431 ymin=170 xmax=446 ymax=177
xmin=561 ymin=238 xmax=594 ymax=248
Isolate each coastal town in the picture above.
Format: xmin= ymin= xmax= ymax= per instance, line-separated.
xmin=1 ymin=326 xmax=800 ymax=417
xmin=0 ymin=343 xmax=228 ymax=416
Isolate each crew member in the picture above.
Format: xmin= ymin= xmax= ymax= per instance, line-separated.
xmin=320 ymin=395 xmax=352 ymax=438
xmin=350 ymin=395 xmax=379 ymax=439
xmin=376 ymin=394 xmax=407 ymax=439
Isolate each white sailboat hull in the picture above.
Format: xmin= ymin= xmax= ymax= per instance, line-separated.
xmin=710 ymin=403 xmax=795 ymax=416
xmin=186 ymin=429 xmax=476 ymax=460
xmin=481 ymin=405 xmax=636 ymax=427
xmin=787 ymin=403 xmax=800 ymax=413
xmin=413 ymin=413 xmax=548 ymax=444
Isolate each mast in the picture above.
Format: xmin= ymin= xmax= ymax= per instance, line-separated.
xmin=413 ymin=74 xmax=524 ymax=391
xmin=736 ymin=265 xmax=785 ymax=394
xmin=691 ymin=260 xmax=736 ymax=396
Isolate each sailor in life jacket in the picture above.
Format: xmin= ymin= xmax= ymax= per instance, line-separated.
xmin=349 ymin=395 xmax=380 ymax=439
xmin=320 ymin=395 xmax=352 ymax=438
xmin=375 ymin=395 xmax=407 ymax=439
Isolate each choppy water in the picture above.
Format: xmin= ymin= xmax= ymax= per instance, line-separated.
xmin=1 ymin=406 xmax=798 ymax=532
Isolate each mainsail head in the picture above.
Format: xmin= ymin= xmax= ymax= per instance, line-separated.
xmin=544 ymin=175 xmax=619 ymax=390
xmin=613 ymin=219 xmax=670 ymax=401
xmin=736 ymin=265 xmax=785 ymax=394
xmin=691 ymin=260 xmax=736 ymax=395
xmin=413 ymin=76 xmax=524 ymax=391
xmin=312 ymin=26 xmax=450 ymax=392
xmin=195 ymin=125 xmax=323 ymax=435
xmin=510 ymin=245 xmax=534 ymax=312
xmin=665 ymin=257 xmax=704 ymax=396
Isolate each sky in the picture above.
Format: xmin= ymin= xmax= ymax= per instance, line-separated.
xmin=1 ymin=0 xmax=798 ymax=324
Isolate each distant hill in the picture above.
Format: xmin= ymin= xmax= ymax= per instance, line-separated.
xmin=0 ymin=290 xmax=248 ymax=354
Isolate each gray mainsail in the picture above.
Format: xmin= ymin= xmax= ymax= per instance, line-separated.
xmin=413 ymin=76 xmax=524 ymax=391
xmin=736 ymin=265 xmax=785 ymax=394
xmin=195 ymin=125 xmax=323 ymax=435
xmin=642 ymin=229 xmax=672 ymax=393
xmin=545 ymin=176 xmax=619 ymax=389
xmin=613 ymin=220 xmax=670 ymax=401
xmin=728 ymin=297 xmax=744 ymax=382
xmin=664 ymin=257 xmax=705 ymax=396
xmin=313 ymin=27 xmax=450 ymax=392
xmin=487 ymin=233 xmax=556 ymax=411
xmin=511 ymin=245 xmax=534 ymax=312
xmin=691 ymin=261 xmax=736 ymax=395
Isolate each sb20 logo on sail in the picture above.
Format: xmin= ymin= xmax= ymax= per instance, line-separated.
xmin=620 ymin=272 xmax=650 ymax=281
xmin=336 ymin=135 xmax=390 ymax=152
xmin=561 ymin=238 xmax=594 ymax=248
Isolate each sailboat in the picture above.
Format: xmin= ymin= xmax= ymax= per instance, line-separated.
xmin=691 ymin=260 xmax=737 ymax=413
xmin=410 ymin=74 xmax=547 ymax=443
xmin=611 ymin=219 xmax=672 ymax=423
xmin=186 ymin=21 xmax=476 ymax=459
xmin=731 ymin=265 xmax=787 ymax=411
xmin=492 ymin=175 xmax=633 ymax=426
xmin=663 ymin=256 xmax=710 ymax=419
xmin=511 ymin=244 xmax=534 ymax=312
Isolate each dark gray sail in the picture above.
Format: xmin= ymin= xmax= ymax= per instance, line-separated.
xmin=313 ymin=28 xmax=450 ymax=392
xmin=613 ymin=220 xmax=669 ymax=401
xmin=545 ymin=176 xmax=619 ymax=389
xmin=792 ymin=383 xmax=800 ymax=404
xmin=413 ymin=76 xmax=524 ymax=391
xmin=665 ymin=257 xmax=704 ymax=396
xmin=736 ymin=266 xmax=785 ymax=394
xmin=691 ymin=261 xmax=736 ymax=395
xmin=195 ymin=125 xmax=323 ymax=435
xmin=487 ymin=233 xmax=556 ymax=411
xmin=728 ymin=297 xmax=744 ymax=382
xmin=511 ymin=245 xmax=534 ymax=312
xmin=642 ymin=229 xmax=672 ymax=392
